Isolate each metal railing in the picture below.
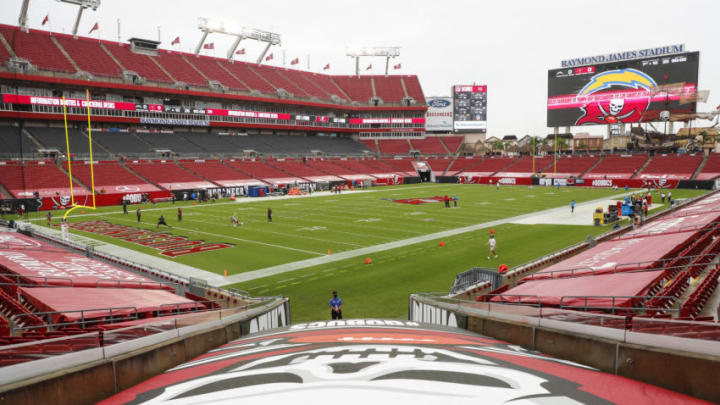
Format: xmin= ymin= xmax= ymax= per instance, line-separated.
xmin=558 ymin=295 xmax=679 ymax=314
xmin=11 ymin=306 xmax=139 ymax=334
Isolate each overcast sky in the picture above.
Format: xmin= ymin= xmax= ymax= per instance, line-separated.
xmin=2 ymin=0 xmax=718 ymax=137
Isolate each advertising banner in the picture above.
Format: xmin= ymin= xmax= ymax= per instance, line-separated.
xmin=425 ymin=97 xmax=453 ymax=131
xmin=547 ymin=52 xmax=699 ymax=127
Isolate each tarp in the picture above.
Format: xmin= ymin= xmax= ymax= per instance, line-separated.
xmin=0 ymin=232 xmax=58 ymax=251
xmin=495 ymin=270 xmax=664 ymax=307
xmin=534 ymin=231 xmax=695 ymax=278
xmin=214 ymin=179 xmax=268 ymax=187
xmin=0 ymin=239 xmax=157 ymax=288
xmin=19 ymin=287 xmax=197 ymax=321
xmin=158 ymin=181 xmax=217 ymax=190
xmin=623 ymin=210 xmax=720 ymax=237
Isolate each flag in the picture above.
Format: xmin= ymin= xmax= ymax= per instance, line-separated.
xmin=323 ymin=63 xmax=330 ymax=70
xmin=89 ymin=22 xmax=99 ymax=34
xmin=203 ymin=43 xmax=214 ymax=50
xmin=265 ymin=53 xmax=274 ymax=62
xmin=366 ymin=64 xmax=372 ymax=71
xmin=41 ymin=14 xmax=49 ymax=26
xmin=235 ymin=48 xmax=245 ymax=55
xmin=290 ymin=57 xmax=299 ymax=65
xmin=171 ymin=36 xmax=180 ymax=45
xmin=393 ymin=63 xmax=401 ymax=70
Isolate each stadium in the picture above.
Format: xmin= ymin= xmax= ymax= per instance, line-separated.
xmin=0 ymin=0 xmax=719 ymax=404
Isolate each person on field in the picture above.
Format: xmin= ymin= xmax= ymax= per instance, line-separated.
xmin=453 ymin=194 xmax=458 ymax=208
xmin=231 ymin=212 xmax=240 ymax=227
xmin=570 ymin=199 xmax=575 ymax=214
xmin=122 ymin=199 xmax=128 ymax=215
xmin=136 ymin=208 xmax=141 ymax=223
xmin=267 ymin=207 xmax=273 ymax=223
xmin=157 ymin=215 xmax=171 ymax=229
xmin=486 ymin=234 xmax=498 ymax=259
xmin=444 ymin=195 xmax=450 ymax=208
xmin=177 ymin=207 xmax=182 ymax=222
xmin=329 ymin=291 xmax=343 ymax=320
xmin=46 ymin=211 xmax=52 ymax=226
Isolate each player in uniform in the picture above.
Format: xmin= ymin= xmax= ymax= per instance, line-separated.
xmin=486 ymin=234 xmax=498 ymax=259
xmin=157 ymin=215 xmax=171 ymax=229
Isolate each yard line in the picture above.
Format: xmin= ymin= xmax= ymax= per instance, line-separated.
xmin=95 ymin=215 xmax=325 ymax=256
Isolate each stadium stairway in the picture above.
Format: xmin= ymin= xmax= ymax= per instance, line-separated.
xmin=691 ymin=155 xmax=710 ymax=180
xmin=631 ymin=155 xmax=654 ymax=179
xmin=48 ymin=36 xmax=81 ymax=73
xmin=99 ymin=43 xmax=127 ymax=73
xmin=579 ymin=155 xmax=605 ymax=178
xmin=181 ymin=54 xmax=211 ymax=83
xmin=56 ymin=161 xmax=90 ymax=190
xmin=120 ymin=161 xmax=162 ymax=189
xmin=20 ymin=128 xmax=44 ymax=152
xmin=0 ymin=183 xmax=11 ymax=199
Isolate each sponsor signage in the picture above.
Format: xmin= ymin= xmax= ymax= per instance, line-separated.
xmin=2 ymin=94 xmax=136 ymax=110
xmin=547 ymin=51 xmax=699 ymax=126
xmin=452 ymin=84 xmax=487 ymax=132
xmin=205 ymin=108 xmax=292 ymax=120
xmin=425 ymin=97 xmax=453 ymax=131
xmin=140 ymin=117 xmax=209 ymax=127
xmin=349 ymin=117 xmax=426 ymax=124
xmin=560 ymin=44 xmax=685 ymax=68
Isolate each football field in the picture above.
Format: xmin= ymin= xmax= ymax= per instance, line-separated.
xmin=29 ymin=184 xmax=708 ymax=322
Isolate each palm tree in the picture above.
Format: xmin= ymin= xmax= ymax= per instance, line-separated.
xmin=492 ymin=140 xmax=504 ymax=154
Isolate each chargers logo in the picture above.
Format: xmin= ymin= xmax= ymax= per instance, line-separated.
xmin=575 ymin=68 xmax=657 ymax=125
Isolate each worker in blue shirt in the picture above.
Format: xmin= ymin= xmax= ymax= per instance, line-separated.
xmin=329 ymin=291 xmax=343 ymax=319
xmin=570 ymin=200 xmax=575 ymax=214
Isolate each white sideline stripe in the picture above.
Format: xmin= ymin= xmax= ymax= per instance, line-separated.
xmin=219 ymin=193 xmax=629 ymax=285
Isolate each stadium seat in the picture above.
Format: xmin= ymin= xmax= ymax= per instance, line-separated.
xmin=638 ymin=154 xmax=704 ymax=180
xmin=332 ymin=76 xmax=374 ymax=103
xmin=0 ymin=161 xmax=87 ymax=198
xmin=103 ymin=44 xmax=173 ymax=83
xmin=377 ymin=139 xmax=412 ymax=155
xmin=53 ymin=36 xmax=122 ymax=78
xmin=585 ymin=154 xmax=648 ymax=179
xmin=185 ymin=56 xmax=249 ymax=91
xmin=153 ymin=50 xmax=208 ymax=87
xmin=0 ymin=25 xmax=76 ymax=73
xmin=410 ymin=137 xmax=448 ymax=155
xmin=372 ymin=76 xmax=406 ymax=103
xmin=696 ymin=154 xmax=720 ymax=180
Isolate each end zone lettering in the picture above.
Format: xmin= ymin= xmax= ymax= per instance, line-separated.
xmin=65 ymin=220 xmax=233 ymax=257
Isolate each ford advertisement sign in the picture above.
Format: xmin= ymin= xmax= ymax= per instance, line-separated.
xmin=425 ymin=97 xmax=453 ymax=131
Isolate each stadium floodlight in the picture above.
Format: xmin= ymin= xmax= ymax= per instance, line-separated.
xmin=195 ymin=18 xmax=281 ymax=63
xmin=346 ymin=46 xmax=400 ymax=76
xmin=18 ymin=0 xmax=30 ymax=31
xmin=57 ymin=0 xmax=101 ymax=38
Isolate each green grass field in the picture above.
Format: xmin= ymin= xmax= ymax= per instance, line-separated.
xmin=27 ymin=184 xmax=708 ymax=322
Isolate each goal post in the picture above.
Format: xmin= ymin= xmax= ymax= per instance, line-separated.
xmin=62 ymin=89 xmax=97 ymax=219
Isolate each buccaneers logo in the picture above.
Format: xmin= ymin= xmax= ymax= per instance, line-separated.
xmin=575 ymin=68 xmax=657 ymax=125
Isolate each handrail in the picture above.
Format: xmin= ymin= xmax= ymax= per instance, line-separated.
xmin=0 ymin=273 xmax=75 ymax=287
xmin=558 ymin=295 xmax=679 ymax=314
xmin=10 ymin=306 xmax=139 ymax=334
xmin=480 ymin=294 xmax=542 ymax=307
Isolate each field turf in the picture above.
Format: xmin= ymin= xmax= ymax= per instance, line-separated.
xmin=28 ymin=184 xmax=708 ymax=322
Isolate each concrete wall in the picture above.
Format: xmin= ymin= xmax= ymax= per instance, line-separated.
xmin=466 ymin=314 xmax=720 ymax=403
xmin=0 ymin=303 xmax=285 ymax=405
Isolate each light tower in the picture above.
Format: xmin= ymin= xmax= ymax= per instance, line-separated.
xmin=346 ymin=47 xmax=400 ymax=76
xmin=57 ymin=0 xmax=102 ymax=38
xmin=195 ymin=18 xmax=281 ymax=63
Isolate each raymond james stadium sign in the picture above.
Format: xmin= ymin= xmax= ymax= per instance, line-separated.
xmin=560 ymin=44 xmax=685 ymax=67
